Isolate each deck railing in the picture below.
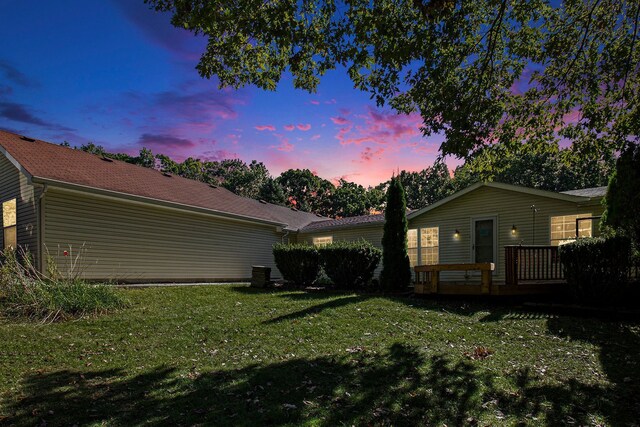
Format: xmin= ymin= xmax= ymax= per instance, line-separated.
xmin=505 ymin=245 xmax=564 ymax=285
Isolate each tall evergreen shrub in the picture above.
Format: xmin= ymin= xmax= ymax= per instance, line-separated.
xmin=602 ymin=142 xmax=640 ymax=248
xmin=380 ymin=177 xmax=411 ymax=291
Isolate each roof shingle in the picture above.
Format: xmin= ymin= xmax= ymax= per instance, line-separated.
xmin=0 ymin=130 xmax=327 ymax=230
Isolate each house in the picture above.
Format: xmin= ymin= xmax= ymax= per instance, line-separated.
xmin=0 ymin=129 xmax=606 ymax=286
xmin=298 ymin=181 xmax=606 ymax=284
xmin=0 ymin=130 xmax=326 ymax=282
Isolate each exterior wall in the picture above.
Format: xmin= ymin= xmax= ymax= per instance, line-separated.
xmin=297 ymin=186 xmax=604 ymax=283
xmin=0 ymin=153 xmax=39 ymax=266
xmin=409 ymin=186 xmax=603 ymax=281
xmin=298 ymin=224 xmax=385 ymax=277
xmin=42 ymin=187 xmax=285 ymax=282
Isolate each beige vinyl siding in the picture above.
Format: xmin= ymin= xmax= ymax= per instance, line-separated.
xmin=0 ymin=153 xmax=39 ymax=266
xmin=409 ymin=186 xmax=603 ymax=281
xmin=298 ymin=224 xmax=384 ymax=277
xmin=43 ymin=188 xmax=284 ymax=282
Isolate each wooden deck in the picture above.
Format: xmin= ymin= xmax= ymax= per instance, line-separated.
xmin=414 ymin=246 xmax=568 ymax=296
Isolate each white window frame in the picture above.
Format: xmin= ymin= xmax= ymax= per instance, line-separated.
xmin=408 ymin=227 xmax=439 ymax=267
xmin=550 ymin=213 xmax=592 ymax=246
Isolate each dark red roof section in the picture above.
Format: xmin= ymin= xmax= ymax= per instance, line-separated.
xmin=0 ymin=130 xmax=327 ymax=230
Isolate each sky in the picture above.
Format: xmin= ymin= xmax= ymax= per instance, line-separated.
xmin=0 ymin=0 xmax=454 ymax=187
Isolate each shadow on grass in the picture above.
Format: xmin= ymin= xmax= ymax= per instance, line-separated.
xmin=3 ymin=342 xmax=634 ymax=426
xmin=546 ymin=316 xmax=640 ymax=422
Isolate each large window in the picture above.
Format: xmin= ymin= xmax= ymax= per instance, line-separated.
xmin=550 ymin=214 xmax=592 ymax=246
xmin=408 ymin=227 xmax=439 ymax=267
xmin=2 ymin=198 xmax=16 ymax=250
xmin=421 ymin=227 xmax=439 ymax=265
xmin=312 ymin=236 xmax=333 ymax=247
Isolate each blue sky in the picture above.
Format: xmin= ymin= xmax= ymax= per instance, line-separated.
xmin=0 ymin=0 xmax=451 ymax=186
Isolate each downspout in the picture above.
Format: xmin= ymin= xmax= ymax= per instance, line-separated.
xmin=281 ymin=230 xmax=290 ymax=244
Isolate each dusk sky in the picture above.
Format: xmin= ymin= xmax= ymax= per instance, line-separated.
xmin=0 ymin=0 xmax=454 ymax=187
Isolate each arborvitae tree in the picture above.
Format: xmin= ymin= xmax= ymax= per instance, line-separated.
xmin=602 ymin=143 xmax=640 ymax=247
xmin=380 ymin=177 xmax=411 ymax=291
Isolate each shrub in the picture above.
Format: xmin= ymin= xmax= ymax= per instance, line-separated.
xmin=318 ymin=240 xmax=382 ymax=289
xmin=0 ymin=249 xmax=127 ymax=322
xmin=559 ymin=235 xmax=633 ymax=304
xmin=602 ymin=142 xmax=640 ymax=248
xmin=272 ymin=243 xmax=320 ymax=286
xmin=380 ymin=177 xmax=411 ymax=291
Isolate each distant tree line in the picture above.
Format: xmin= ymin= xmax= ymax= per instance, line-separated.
xmin=67 ymin=141 xmax=615 ymax=218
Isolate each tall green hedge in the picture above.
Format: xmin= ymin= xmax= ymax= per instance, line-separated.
xmin=380 ymin=177 xmax=411 ymax=291
xmin=272 ymin=243 xmax=320 ymax=286
xmin=559 ymin=235 xmax=632 ymax=304
xmin=318 ymin=240 xmax=382 ymax=289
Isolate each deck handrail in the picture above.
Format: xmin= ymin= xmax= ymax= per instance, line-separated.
xmin=505 ymin=245 xmax=563 ymax=285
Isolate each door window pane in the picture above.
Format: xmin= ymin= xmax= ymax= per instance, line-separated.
xmin=475 ymin=219 xmax=494 ymax=263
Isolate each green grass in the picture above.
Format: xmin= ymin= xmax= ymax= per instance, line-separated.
xmin=0 ymin=285 xmax=638 ymax=426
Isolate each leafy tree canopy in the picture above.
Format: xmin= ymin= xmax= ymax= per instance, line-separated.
xmin=147 ymin=0 xmax=640 ymax=158
xmin=452 ymin=143 xmax=616 ymax=192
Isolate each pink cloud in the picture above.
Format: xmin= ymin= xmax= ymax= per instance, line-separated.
xmin=255 ymin=124 xmax=276 ymax=131
xmin=297 ymin=123 xmax=311 ymax=131
xmin=276 ymin=141 xmax=294 ymax=152
xmin=360 ymin=147 xmax=385 ymax=162
xmin=336 ymin=107 xmax=422 ymax=146
xmin=324 ymin=99 xmax=337 ymax=105
xmin=283 ymin=124 xmax=295 ymax=131
xmin=311 ymin=134 xmax=321 ymax=141
xmin=331 ymin=116 xmax=350 ymax=125
xmin=270 ymin=133 xmax=295 ymax=152
xmin=309 ymin=100 xmax=320 ymax=105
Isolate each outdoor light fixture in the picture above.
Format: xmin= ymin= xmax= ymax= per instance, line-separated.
xmin=511 ymin=225 xmax=517 ymax=235
xmin=454 ymin=229 xmax=460 ymax=238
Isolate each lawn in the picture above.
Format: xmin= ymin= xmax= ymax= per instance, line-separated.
xmin=1 ymin=285 xmax=639 ymax=426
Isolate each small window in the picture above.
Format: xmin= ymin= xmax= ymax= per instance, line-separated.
xmin=312 ymin=236 xmax=333 ymax=247
xmin=2 ymin=198 xmax=17 ymax=250
xmin=407 ymin=229 xmax=418 ymax=266
xmin=550 ymin=214 xmax=592 ymax=246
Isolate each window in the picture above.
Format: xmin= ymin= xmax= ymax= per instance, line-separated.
xmin=420 ymin=227 xmax=439 ymax=265
xmin=407 ymin=229 xmax=418 ymax=266
xmin=2 ymin=198 xmax=17 ymax=250
xmin=550 ymin=214 xmax=592 ymax=246
xmin=408 ymin=227 xmax=439 ymax=267
xmin=312 ymin=236 xmax=333 ymax=247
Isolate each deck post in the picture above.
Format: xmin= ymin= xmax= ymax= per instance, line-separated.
xmin=430 ymin=270 xmax=439 ymax=293
xmin=481 ymin=269 xmax=492 ymax=294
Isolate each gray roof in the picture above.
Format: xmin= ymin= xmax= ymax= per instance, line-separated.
xmin=560 ymin=186 xmax=607 ymax=198
xmin=299 ymin=213 xmax=386 ymax=233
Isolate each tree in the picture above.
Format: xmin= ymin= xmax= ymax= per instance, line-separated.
xmin=380 ymin=177 xmax=411 ymax=291
xmin=396 ymin=161 xmax=453 ymax=209
xmin=331 ymin=179 xmax=370 ymax=218
xmin=602 ymin=143 xmax=640 ymax=247
xmin=147 ymin=0 xmax=640 ymax=159
xmin=276 ymin=169 xmax=335 ymax=216
xmin=258 ymin=177 xmax=287 ymax=206
xmin=452 ymin=144 xmax=615 ymax=192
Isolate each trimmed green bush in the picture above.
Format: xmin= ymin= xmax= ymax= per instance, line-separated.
xmin=318 ymin=240 xmax=382 ymax=289
xmin=272 ymin=243 xmax=320 ymax=286
xmin=0 ymin=249 xmax=127 ymax=321
xmin=559 ymin=235 xmax=632 ymax=304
